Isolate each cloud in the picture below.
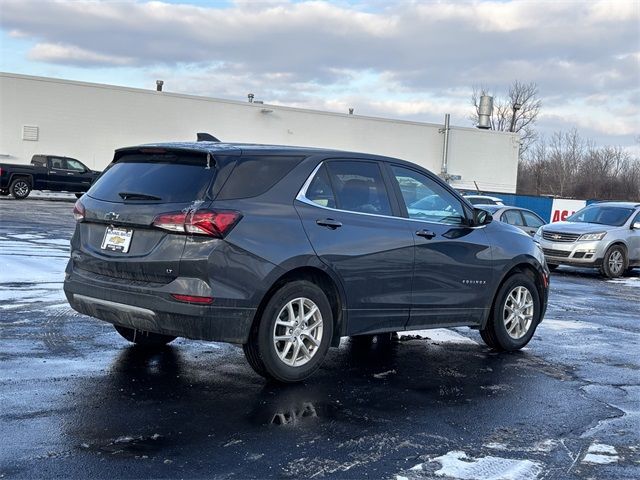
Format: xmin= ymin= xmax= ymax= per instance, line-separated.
xmin=0 ymin=0 xmax=638 ymax=149
xmin=28 ymin=43 xmax=134 ymax=66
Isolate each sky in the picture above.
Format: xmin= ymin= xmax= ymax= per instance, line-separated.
xmin=1 ymin=0 xmax=639 ymax=155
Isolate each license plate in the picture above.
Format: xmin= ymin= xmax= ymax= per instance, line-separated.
xmin=101 ymin=226 xmax=133 ymax=253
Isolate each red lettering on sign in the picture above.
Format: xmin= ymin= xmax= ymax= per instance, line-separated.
xmin=552 ymin=209 xmax=576 ymax=222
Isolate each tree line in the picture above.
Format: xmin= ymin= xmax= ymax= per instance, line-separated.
xmin=518 ymin=130 xmax=640 ymax=201
xmin=470 ymin=81 xmax=640 ymax=201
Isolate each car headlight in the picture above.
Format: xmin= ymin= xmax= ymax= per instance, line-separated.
xmin=578 ymin=232 xmax=606 ymax=241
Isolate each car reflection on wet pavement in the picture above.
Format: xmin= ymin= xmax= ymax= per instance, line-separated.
xmin=1 ymin=199 xmax=639 ymax=479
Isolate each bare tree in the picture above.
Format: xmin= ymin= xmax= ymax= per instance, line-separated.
xmin=517 ymin=129 xmax=640 ymax=201
xmin=470 ymin=80 xmax=542 ymax=154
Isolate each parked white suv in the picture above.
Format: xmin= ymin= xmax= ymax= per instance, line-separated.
xmin=535 ymin=202 xmax=640 ymax=278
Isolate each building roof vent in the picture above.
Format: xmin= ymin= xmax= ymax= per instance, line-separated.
xmin=477 ymin=95 xmax=493 ymax=129
xmin=22 ymin=125 xmax=39 ymax=141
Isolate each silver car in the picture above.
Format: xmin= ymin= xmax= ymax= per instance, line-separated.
xmin=477 ymin=205 xmax=546 ymax=237
xmin=534 ymin=202 xmax=640 ymax=278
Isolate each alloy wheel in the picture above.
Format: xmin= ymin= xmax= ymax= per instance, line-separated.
xmin=273 ymin=297 xmax=323 ymax=367
xmin=608 ymin=250 xmax=624 ymax=275
xmin=14 ymin=181 xmax=29 ymax=197
xmin=503 ymin=286 xmax=534 ymax=340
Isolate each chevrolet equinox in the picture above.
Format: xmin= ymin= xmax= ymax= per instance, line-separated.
xmin=64 ymin=141 xmax=549 ymax=382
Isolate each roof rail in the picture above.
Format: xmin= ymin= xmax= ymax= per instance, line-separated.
xmin=197 ymin=132 xmax=220 ymax=142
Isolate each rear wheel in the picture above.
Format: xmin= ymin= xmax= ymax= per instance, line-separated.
xmin=243 ymin=280 xmax=333 ymax=383
xmin=10 ymin=178 xmax=31 ymax=199
xmin=480 ymin=273 xmax=541 ymax=351
xmin=114 ymin=325 xmax=176 ymax=346
xmin=600 ymin=245 xmax=627 ymax=278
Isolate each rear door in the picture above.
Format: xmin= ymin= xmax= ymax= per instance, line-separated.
xmin=295 ymin=159 xmax=414 ymax=335
xmin=75 ymin=150 xmax=218 ymax=284
xmin=386 ymin=163 xmax=493 ymax=328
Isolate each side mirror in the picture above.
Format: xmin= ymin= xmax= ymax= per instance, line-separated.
xmin=473 ymin=208 xmax=493 ymax=227
xmin=632 ymin=221 xmax=640 ymax=230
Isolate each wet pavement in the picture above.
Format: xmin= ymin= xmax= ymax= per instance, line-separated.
xmin=1 ymin=197 xmax=639 ymax=479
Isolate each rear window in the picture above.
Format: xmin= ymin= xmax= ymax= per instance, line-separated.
xmin=87 ymin=152 xmax=216 ymax=203
xmin=217 ymin=156 xmax=303 ymax=200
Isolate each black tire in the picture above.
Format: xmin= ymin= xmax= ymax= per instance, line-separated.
xmin=547 ymin=264 xmax=559 ymax=272
xmin=113 ymin=325 xmax=176 ymax=346
xmin=10 ymin=178 xmax=31 ymax=199
xmin=243 ymin=280 xmax=333 ymax=383
xmin=480 ymin=272 xmax=541 ymax=351
xmin=600 ymin=245 xmax=628 ymax=279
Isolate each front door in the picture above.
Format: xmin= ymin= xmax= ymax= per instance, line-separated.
xmin=385 ymin=163 xmax=494 ymax=328
xmin=295 ymin=160 xmax=414 ymax=335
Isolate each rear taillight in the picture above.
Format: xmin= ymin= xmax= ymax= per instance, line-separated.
xmin=152 ymin=210 xmax=242 ymax=238
xmin=73 ymin=199 xmax=85 ymax=222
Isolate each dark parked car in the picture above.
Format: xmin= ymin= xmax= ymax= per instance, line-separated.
xmin=476 ymin=205 xmax=547 ymax=237
xmin=64 ymin=141 xmax=550 ymax=382
xmin=0 ymin=154 xmax=99 ymax=199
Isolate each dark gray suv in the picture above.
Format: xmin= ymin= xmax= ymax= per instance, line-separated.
xmin=64 ymin=142 xmax=549 ymax=382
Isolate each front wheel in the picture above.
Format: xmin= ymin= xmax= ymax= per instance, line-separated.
xmin=10 ymin=178 xmax=31 ymax=199
xmin=243 ymin=280 xmax=333 ymax=383
xmin=114 ymin=325 xmax=176 ymax=346
xmin=600 ymin=245 xmax=627 ymax=279
xmin=480 ymin=273 xmax=541 ymax=351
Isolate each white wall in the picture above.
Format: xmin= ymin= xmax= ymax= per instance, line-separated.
xmin=0 ymin=73 xmax=520 ymax=192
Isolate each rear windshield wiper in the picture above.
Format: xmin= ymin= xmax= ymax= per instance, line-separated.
xmin=118 ymin=192 xmax=162 ymax=201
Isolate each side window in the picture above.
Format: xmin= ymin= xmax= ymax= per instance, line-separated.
xmin=217 ymin=156 xmax=303 ymax=200
xmin=50 ymin=157 xmax=65 ymax=169
xmin=390 ymin=165 xmax=466 ymax=225
xmin=502 ymin=210 xmax=525 ymax=226
xmin=305 ymin=164 xmax=336 ymax=208
xmin=325 ymin=161 xmax=392 ymax=216
xmin=66 ymin=159 xmax=85 ymax=172
xmin=522 ymin=210 xmax=544 ymax=228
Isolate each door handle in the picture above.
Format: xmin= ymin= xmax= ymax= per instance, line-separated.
xmin=415 ymin=229 xmax=436 ymax=239
xmin=316 ymin=218 xmax=342 ymax=229
xmin=67 ymin=172 xmax=75 ymax=175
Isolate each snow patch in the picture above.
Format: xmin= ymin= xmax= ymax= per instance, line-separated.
xmin=397 ymin=329 xmax=478 ymax=345
xmin=582 ymin=453 xmax=618 ymax=464
xmin=373 ymin=369 xmax=396 ymax=379
xmin=428 ymin=450 xmax=542 ymax=480
xmin=582 ymin=443 xmax=619 ymax=464
xmin=540 ymin=319 xmax=596 ymax=331
xmin=608 ymin=277 xmax=640 ymax=288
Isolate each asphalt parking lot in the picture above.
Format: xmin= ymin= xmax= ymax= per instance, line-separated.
xmin=1 ymin=197 xmax=639 ymax=479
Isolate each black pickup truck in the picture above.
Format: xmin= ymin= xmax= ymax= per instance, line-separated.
xmin=0 ymin=155 xmax=100 ymax=199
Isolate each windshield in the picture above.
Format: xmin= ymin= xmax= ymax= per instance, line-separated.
xmin=567 ymin=205 xmax=634 ymax=227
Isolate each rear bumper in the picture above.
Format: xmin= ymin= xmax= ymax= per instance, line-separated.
xmin=64 ymin=267 xmax=256 ymax=344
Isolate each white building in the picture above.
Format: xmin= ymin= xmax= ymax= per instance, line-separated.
xmin=0 ymin=72 xmax=520 ymax=193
